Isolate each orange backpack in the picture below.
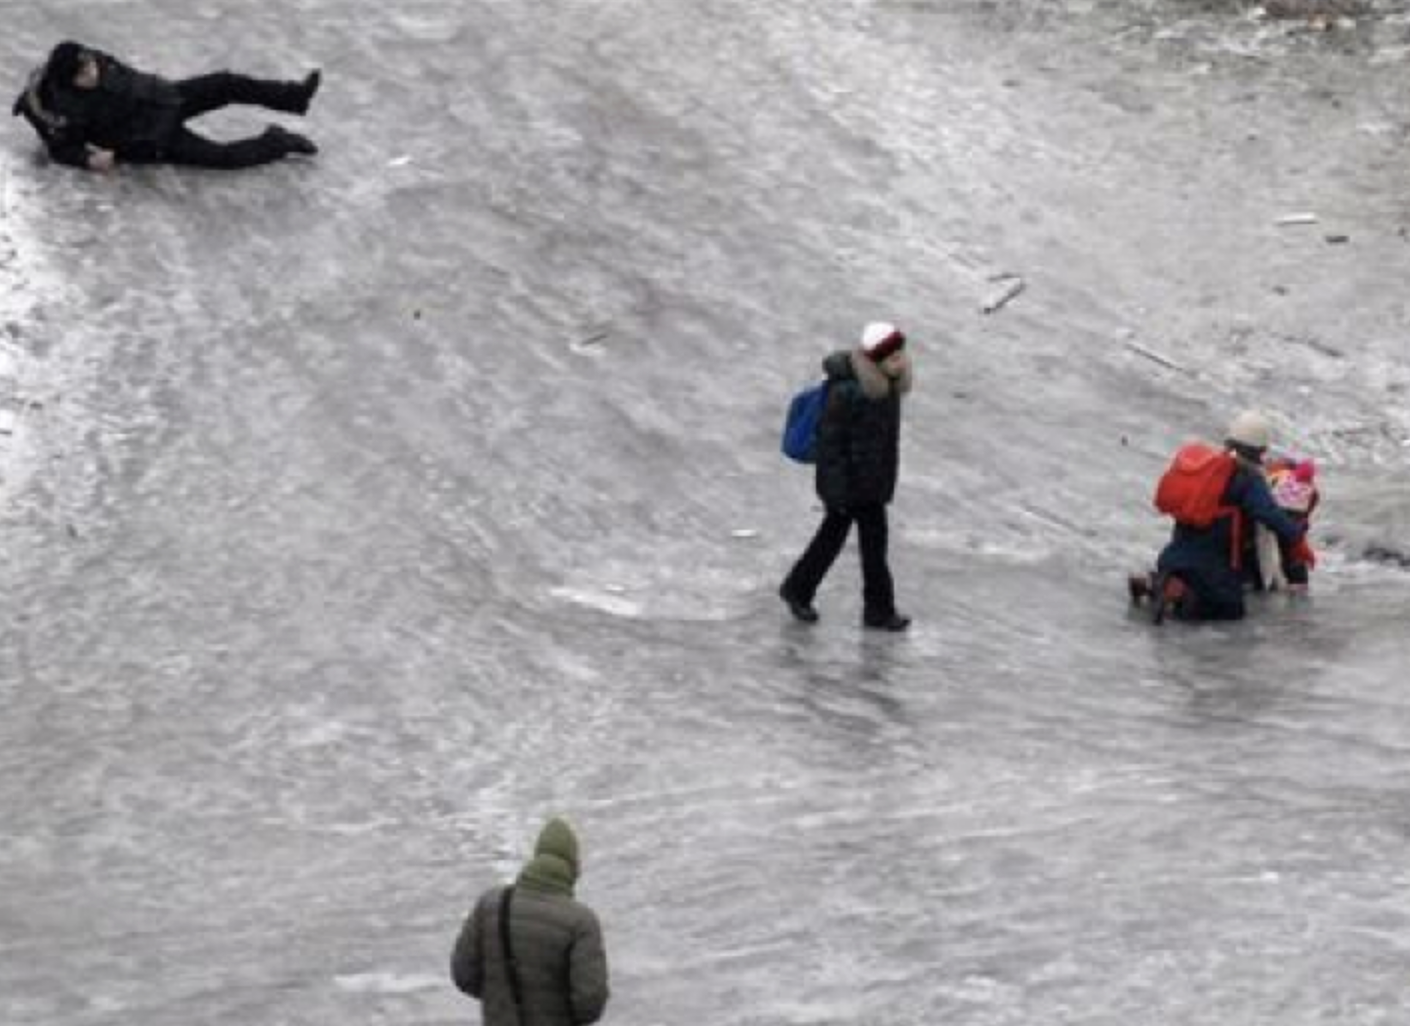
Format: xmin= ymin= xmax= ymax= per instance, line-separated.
xmin=1154 ymin=443 xmax=1244 ymax=566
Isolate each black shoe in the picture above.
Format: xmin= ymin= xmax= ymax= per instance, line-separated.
xmin=266 ymin=124 xmax=318 ymax=156
xmin=863 ymin=612 xmax=911 ymax=632
xmin=296 ymin=69 xmax=321 ymax=114
xmin=778 ymin=583 xmax=818 ymax=624
xmin=1128 ymin=573 xmax=1153 ymax=604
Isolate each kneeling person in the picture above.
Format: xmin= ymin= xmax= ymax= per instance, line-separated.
xmin=1131 ymin=410 xmax=1307 ymax=622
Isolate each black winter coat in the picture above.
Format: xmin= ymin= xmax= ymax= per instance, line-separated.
xmin=1157 ymin=460 xmax=1305 ymax=619
xmin=13 ymin=50 xmax=180 ymax=167
xmin=814 ymin=349 xmax=905 ymax=509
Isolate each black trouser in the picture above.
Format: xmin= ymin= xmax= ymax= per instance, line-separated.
xmin=783 ymin=503 xmax=896 ymax=619
xmin=1161 ymin=570 xmax=1245 ymax=622
xmin=175 ymin=72 xmax=307 ymax=122
xmin=137 ymin=72 xmax=306 ymax=169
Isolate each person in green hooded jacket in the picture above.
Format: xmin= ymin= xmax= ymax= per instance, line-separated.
xmin=451 ymin=817 xmax=610 ymax=1025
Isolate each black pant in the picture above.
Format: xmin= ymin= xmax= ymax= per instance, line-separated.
xmin=136 ymin=72 xmax=305 ymax=169
xmin=783 ymin=504 xmax=896 ymax=619
xmin=1162 ymin=571 xmax=1244 ymax=622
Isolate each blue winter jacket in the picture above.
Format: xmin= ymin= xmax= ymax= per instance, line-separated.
xmin=1156 ymin=460 xmax=1306 ymax=619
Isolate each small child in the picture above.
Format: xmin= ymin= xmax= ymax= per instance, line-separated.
xmin=1260 ymin=456 xmax=1319 ymax=590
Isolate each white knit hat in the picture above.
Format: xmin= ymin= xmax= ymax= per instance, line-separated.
xmin=859 ymin=322 xmax=906 ymax=360
xmin=1226 ymin=410 xmax=1272 ymax=451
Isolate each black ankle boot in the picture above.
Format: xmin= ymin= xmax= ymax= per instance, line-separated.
xmin=863 ymin=612 xmax=911 ymax=632
xmin=1128 ymin=573 xmax=1153 ymax=604
xmin=295 ymin=69 xmax=322 ymax=114
xmin=778 ymin=583 xmax=819 ymax=624
xmin=265 ymin=124 xmax=318 ymax=156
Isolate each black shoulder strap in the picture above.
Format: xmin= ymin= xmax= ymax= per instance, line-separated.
xmin=498 ymin=886 xmax=524 ymax=1012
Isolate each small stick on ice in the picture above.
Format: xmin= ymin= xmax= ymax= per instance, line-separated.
xmin=981 ymin=276 xmax=1025 ymax=315
xmin=1123 ymin=340 xmax=1186 ymax=373
xmin=570 ymin=331 xmax=610 ymax=353
xmin=1276 ymin=212 xmax=1319 ymax=226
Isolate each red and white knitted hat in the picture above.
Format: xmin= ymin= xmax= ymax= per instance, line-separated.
xmin=859 ymin=322 xmax=906 ymax=362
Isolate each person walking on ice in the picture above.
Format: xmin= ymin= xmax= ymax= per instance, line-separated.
xmin=779 ymin=321 xmax=914 ymax=631
xmin=451 ymin=817 xmax=610 ymax=1026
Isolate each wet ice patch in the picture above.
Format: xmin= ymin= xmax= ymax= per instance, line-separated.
xmin=941 ymin=972 xmax=1024 ymax=1006
xmin=388 ymin=9 xmax=465 ymax=42
xmin=906 ymin=522 xmax=1058 ymax=564
xmin=550 ymin=554 xmax=758 ymax=621
xmin=287 ymin=719 xmax=352 ymax=749
xmin=0 ymin=156 xmax=63 ymax=500
xmin=334 ymin=972 xmax=444 ymax=995
xmin=550 ymin=584 xmax=643 ymax=618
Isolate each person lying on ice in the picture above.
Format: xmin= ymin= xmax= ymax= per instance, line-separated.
xmin=12 ymin=41 xmax=319 ymax=172
xmin=1129 ymin=410 xmax=1312 ymax=622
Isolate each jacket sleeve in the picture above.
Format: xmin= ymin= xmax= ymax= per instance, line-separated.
xmin=1236 ymin=470 xmax=1306 ymax=545
xmin=44 ymin=131 xmax=94 ymax=169
xmin=449 ymin=897 xmax=486 ymax=998
xmin=15 ymin=99 xmax=92 ymax=168
xmin=568 ymin=909 xmax=610 ymax=1024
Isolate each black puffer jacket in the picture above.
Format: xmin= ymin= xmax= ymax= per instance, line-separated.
xmin=814 ymin=348 xmax=910 ymax=509
xmin=12 ymin=49 xmax=180 ymax=167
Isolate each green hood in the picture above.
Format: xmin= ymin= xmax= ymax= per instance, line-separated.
xmin=516 ymin=817 xmax=579 ymax=896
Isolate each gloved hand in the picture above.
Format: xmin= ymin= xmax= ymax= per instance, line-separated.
xmin=1291 ymin=536 xmax=1317 ymax=569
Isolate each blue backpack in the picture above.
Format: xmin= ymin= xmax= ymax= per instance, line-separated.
xmin=781 ymin=380 xmax=830 ymax=463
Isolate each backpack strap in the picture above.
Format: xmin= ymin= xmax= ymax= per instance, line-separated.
xmin=498 ymin=886 xmax=524 ymax=1012
xmin=1217 ymin=460 xmax=1264 ymax=571
xmin=1216 ymin=504 xmax=1244 ymax=570
xmin=1207 ymin=458 xmax=1245 ymax=570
